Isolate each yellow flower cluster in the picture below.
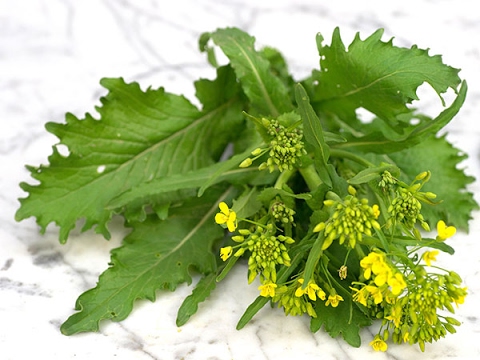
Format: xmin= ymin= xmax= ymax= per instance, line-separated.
xmin=267 ymin=277 xmax=344 ymax=318
xmin=295 ymin=278 xmax=326 ymax=301
xmin=352 ymin=251 xmax=407 ymax=311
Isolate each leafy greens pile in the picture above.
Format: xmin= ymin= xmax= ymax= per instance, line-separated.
xmin=16 ymin=27 xmax=477 ymax=352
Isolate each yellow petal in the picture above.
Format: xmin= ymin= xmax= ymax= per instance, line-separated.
xmin=215 ymin=213 xmax=227 ymax=225
xmin=227 ymin=219 xmax=237 ymax=232
xmin=219 ymin=202 xmax=229 ymax=215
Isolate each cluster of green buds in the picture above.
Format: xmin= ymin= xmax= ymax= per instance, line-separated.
xmin=378 ymin=170 xmax=397 ymax=191
xmin=270 ymin=198 xmax=296 ymax=225
xmin=220 ymin=222 xmax=294 ymax=284
xmin=239 ymin=115 xmax=307 ymax=172
xmin=262 ymin=119 xmax=305 ymax=172
xmin=313 ymin=186 xmax=381 ymax=250
xmin=382 ymin=171 xmax=438 ymax=237
xmin=244 ymin=224 xmax=294 ymax=283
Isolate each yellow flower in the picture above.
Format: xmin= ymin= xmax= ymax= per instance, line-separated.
xmin=372 ymin=204 xmax=380 ymax=219
xmin=370 ymin=335 xmax=388 ymax=352
xmin=436 ymin=220 xmax=456 ymax=241
xmin=422 ymin=250 xmax=439 ymax=266
xmin=365 ymin=285 xmax=383 ymax=304
xmin=387 ymin=272 xmax=407 ymax=295
xmin=351 ymin=286 xmax=369 ymax=307
xmin=295 ymin=278 xmax=325 ymax=301
xmin=220 ymin=246 xmax=233 ymax=261
xmin=360 ymin=252 xmax=383 ymax=280
xmin=215 ymin=202 xmax=237 ymax=232
xmin=373 ymin=264 xmax=392 ymax=287
xmin=325 ymin=294 xmax=344 ymax=307
xmin=258 ymin=282 xmax=277 ymax=297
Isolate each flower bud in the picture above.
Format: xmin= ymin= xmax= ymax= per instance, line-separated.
xmin=231 ymin=235 xmax=245 ymax=243
xmin=415 ymin=171 xmax=428 ymax=181
xmin=251 ymin=148 xmax=263 ymax=156
xmin=313 ymin=222 xmax=326 ymax=233
xmin=239 ymin=158 xmax=253 ymax=168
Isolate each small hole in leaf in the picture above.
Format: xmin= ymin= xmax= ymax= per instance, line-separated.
xmin=56 ymin=144 xmax=70 ymax=157
xmin=177 ymin=262 xmax=182 ymax=267
xmin=97 ymin=165 xmax=106 ymax=174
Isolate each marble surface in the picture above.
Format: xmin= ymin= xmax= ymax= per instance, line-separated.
xmin=1 ymin=0 xmax=480 ymax=359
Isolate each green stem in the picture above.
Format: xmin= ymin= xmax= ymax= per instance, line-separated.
xmin=330 ymin=149 xmax=374 ymax=167
xmin=299 ymin=164 xmax=323 ymax=191
xmin=274 ymin=168 xmax=295 ymax=189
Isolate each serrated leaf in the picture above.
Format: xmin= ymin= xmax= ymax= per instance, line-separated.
xmin=176 ymin=272 xmax=217 ymax=326
xmin=60 ymin=187 xmax=231 ymax=335
xmin=313 ymin=27 xmax=461 ymax=124
xmin=382 ymin=135 xmax=477 ymax=230
xmin=209 ymin=27 xmax=293 ymax=117
xmin=16 ymin=67 xmax=243 ymax=242
xmin=310 ymin=297 xmax=371 ymax=347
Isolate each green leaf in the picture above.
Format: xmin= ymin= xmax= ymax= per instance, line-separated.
xmin=384 ymin=135 xmax=477 ymax=231
xmin=333 ymin=81 xmax=467 ymax=153
xmin=231 ymin=187 xmax=262 ymax=220
xmin=295 ymin=83 xmax=332 ymax=187
xmin=310 ymin=297 xmax=372 ymax=347
xmin=388 ymin=236 xmax=455 ymax=255
xmin=313 ymin=27 xmax=461 ymax=124
xmin=16 ymin=68 xmax=243 ymax=243
xmin=259 ymin=46 xmax=296 ymax=102
xmin=302 ymin=234 xmax=324 ymax=288
xmin=347 ymin=163 xmax=399 ymax=185
xmin=257 ymin=187 xmax=312 ymax=208
xmin=198 ymin=32 xmax=219 ymax=68
xmin=107 ymin=146 xmax=266 ymax=212
xmin=209 ymin=27 xmax=293 ymax=117
xmin=60 ymin=187 xmax=230 ymax=335
xmin=176 ymin=272 xmax=217 ymax=326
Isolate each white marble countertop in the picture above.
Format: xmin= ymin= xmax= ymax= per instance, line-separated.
xmin=2 ymin=1 xmax=480 ymax=359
